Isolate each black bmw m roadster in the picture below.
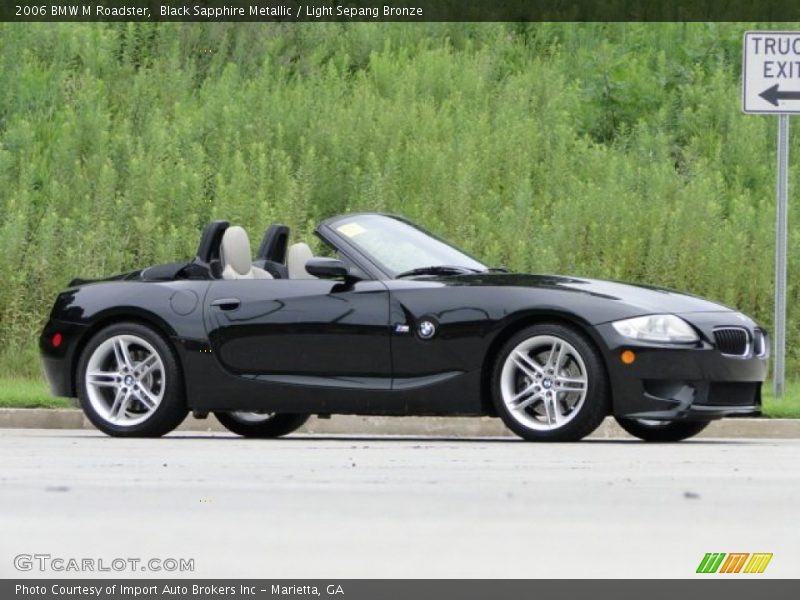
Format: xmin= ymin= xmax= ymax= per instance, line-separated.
xmin=40 ymin=213 xmax=768 ymax=441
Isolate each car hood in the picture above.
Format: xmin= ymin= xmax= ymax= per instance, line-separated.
xmin=440 ymin=272 xmax=737 ymax=321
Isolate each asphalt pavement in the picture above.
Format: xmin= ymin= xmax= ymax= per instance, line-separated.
xmin=0 ymin=429 xmax=798 ymax=578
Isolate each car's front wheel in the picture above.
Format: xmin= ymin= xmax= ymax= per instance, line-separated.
xmin=491 ymin=323 xmax=610 ymax=442
xmin=77 ymin=322 xmax=188 ymax=437
xmin=214 ymin=411 xmax=309 ymax=438
xmin=615 ymin=418 xmax=710 ymax=442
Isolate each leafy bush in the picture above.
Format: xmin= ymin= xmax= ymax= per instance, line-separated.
xmin=0 ymin=22 xmax=797 ymax=377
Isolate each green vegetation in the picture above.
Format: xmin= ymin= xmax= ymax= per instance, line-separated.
xmin=0 ymin=378 xmax=71 ymax=409
xmin=761 ymin=383 xmax=800 ymax=418
xmin=0 ymin=22 xmax=798 ymax=413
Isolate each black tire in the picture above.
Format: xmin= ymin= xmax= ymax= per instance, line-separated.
xmin=214 ymin=412 xmax=309 ymax=438
xmin=77 ymin=322 xmax=188 ymax=437
xmin=491 ymin=323 xmax=610 ymax=442
xmin=615 ymin=418 xmax=710 ymax=442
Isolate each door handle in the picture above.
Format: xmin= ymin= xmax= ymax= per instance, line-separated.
xmin=211 ymin=298 xmax=241 ymax=311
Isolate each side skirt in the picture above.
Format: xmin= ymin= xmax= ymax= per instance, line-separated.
xmin=179 ymin=348 xmax=484 ymax=416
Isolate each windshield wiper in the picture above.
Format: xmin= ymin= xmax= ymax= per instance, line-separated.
xmin=395 ymin=265 xmax=479 ymax=278
xmin=484 ymin=266 xmax=510 ymax=273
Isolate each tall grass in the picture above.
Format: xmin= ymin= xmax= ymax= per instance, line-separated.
xmin=0 ymin=23 xmax=797 ymax=378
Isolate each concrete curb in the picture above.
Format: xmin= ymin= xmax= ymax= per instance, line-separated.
xmin=1 ymin=408 xmax=799 ymax=438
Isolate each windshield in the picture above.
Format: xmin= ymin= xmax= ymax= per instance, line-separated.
xmin=328 ymin=214 xmax=487 ymax=277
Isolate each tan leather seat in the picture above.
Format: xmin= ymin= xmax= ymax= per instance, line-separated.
xmin=286 ymin=243 xmax=317 ymax=279
xmin=220 ymin=226 xmax=272 ymax=280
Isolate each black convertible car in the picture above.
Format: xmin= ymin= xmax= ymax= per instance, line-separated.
xmin=40 ymin=213 xmax=768 ymax=442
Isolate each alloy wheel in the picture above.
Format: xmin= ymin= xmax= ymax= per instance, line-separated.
xmin=84 ymin=334 xmax=165 ymax=427
xmin=499 ymin=334 xmax=589 ymax=431
xmin=228 ymin=411 xmax=277 ymax=423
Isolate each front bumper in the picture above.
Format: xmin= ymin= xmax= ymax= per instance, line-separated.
xmin=595 ymin=316 xmax=768 ymax=421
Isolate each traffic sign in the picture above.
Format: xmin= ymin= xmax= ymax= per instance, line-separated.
xmin=743 ymin=31 xmax=800 ymax=114
xmin=742 ymin=31 xmax=794 ymax=397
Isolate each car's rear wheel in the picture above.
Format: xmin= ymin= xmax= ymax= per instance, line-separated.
xmin=615 ymin=418 xmax=710 ymax=442
xmin=491 ymin=323 xmax=610 ymax=442
xmin=214 ymin=411 xmax=309 ymax=438
xmin=77 ymin=322 xmax=187 ymax=437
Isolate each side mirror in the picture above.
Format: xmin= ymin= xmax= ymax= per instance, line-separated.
xmin=305 ymin=257 xmax=354 ymax=280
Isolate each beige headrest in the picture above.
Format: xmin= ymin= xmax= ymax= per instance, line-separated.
xmin=220 ymin=226 xmax=254 ymax=278
xmin=287 ymin=242 xmax=316 ymax=279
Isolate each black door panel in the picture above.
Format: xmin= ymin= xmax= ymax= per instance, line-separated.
xmin=205 ymin=280 xmax=391 ymax=379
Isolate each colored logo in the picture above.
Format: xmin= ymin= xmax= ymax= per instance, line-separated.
xmin=696 ymin=552 xmax=773 ymax=574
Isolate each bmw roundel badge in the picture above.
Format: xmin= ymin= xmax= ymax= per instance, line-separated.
xmin=418 ymin=320 xmax=436 ymax=339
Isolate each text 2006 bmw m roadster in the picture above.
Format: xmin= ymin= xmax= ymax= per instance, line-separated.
xmin=40 ymin=213 xmax=768 ymax=441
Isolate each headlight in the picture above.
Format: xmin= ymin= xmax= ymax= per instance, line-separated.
xmin=612 ymin=314 xmax=698 ymax=343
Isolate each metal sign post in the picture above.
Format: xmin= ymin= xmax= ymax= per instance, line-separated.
xmin=774 ymin=114 xmax=789 ymax=396
xmin=743 ymin=31 xmax=796 ymax=397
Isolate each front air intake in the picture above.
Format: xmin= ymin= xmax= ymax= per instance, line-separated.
xmin=753 ymin=329 xmax=767 ymax=357
xmin=713 ymin=327 xmax=749 ymax=357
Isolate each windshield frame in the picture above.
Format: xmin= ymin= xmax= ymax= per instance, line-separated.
xmin=316 ymin=213 xmax=487 ymax=280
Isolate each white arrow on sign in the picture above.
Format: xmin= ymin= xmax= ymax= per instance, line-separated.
xmin=743 ymin=31 xmax=800 ymax=114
